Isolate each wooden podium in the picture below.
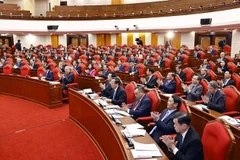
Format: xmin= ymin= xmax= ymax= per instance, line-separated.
xmin=77 ymin=75 xmax=105 ymax=92
xmin=0 ymin=74 xmax=62 ymax=108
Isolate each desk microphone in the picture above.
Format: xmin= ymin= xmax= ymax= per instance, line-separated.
xmin=122 ymin=132 xmax=134 ymax=148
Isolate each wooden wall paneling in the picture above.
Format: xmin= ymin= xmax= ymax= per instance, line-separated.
xmin=151 ymin=33 xmax=158 ymax=46
xmin=200 ymin=36 xmax=211 ymax=50
xmin=127 ymin=33 xmax=133 ymax=46
xmin=97 ymin=34 xmax=105 ymax=46
xmin=164 ymin=32 xmax=181 ymax=49
xmin=51 ymin=35 xmax=59 ymax=47
xmin=139 ymin=33 xmax=145 ymax=45
xmin=116 ymin=33 xmax=122 ymax=45
xmin=104 ymin=34 xmax=111 ymax=46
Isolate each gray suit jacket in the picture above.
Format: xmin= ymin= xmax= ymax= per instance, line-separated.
xmin=206 ymin=90 xmax=226 ymax=113
xmin=185 ymin=84 xmax=203 ymax=102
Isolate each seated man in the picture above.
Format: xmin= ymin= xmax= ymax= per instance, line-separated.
xmin=13 ymin=58 xmax=23 ymax=69
xmin=29 ymin=59 xmax=38 ymax=70
xmin=44 ymin=65 xmax=54 ymax=81
xmin=0 ymin=58 xmax=7 ymax=68
xmin=149 ymin=95 xmax=182 ymax=146
xmin=207 ymin=45 xmax=216 ymax=56
xmin=182 ymin=75 xmax=203 ymax=102
xmin=199 ymin=68 xmax=211 ymax=82
xmin=161 ymin=111 xmax=204 ymax=160
xmin=59 ymin=66 xmax=74 ymax=90
xmin=100 ymin=73 xmax=115 ymax=97
xmin=115 ymin=60 xmax=125 ymax=72
xmin=154 ymin=55 xmax=165 ymax=68
xmin=140 ymin=68 xmax=157 ymax=89
xmin=200 ymin=59 xmax=211 ymax=70
xmin=128 ymin=61 xmax=138 ymax=75
xmin=157 ymin=72 xmax=176 ymax=93
xmin=99 ymin=64 xmax=109 ymax=79
xmin=217 ymin=70 xmax=235 ymax=88
xmin=175 ymin=65 xmax=186 ymax=82
xmin=202 ymin=81 xmax=226 ymax=113
xmin=106 ymin=77 xmax=127 ymax=106
xmin=120 ymin=86 xmax=151 ymax=119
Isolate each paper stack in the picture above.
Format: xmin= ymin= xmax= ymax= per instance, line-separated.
xmin=131 ymin=142 xmax=162 ymax=158
xmin=121 ymin=128 xmax=146 ymax=137
xmin=219 ymin=115 xmax=240 ymax=127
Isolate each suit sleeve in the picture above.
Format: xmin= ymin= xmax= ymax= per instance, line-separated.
xmin=155 ymin=117 xmax=175 ymax=134
xmin=188 ymin=86 xmax=203 ymax=100
xmin=207 ymin=94 xmax=226 ymax=113
xmin=111 ymin=90 xmax=127 ymax=105
xmin=146 ymin=77 xmax=157 ymax=88
xmin=63 ymin=74 xmax=74 ymax=85
xmin=182 ymin=72 xmax=186 ymax=82
xmin=175 ymin=139 xmax=203 ymax=160
xmin=129 ymin=99 xmax=151 ymax=118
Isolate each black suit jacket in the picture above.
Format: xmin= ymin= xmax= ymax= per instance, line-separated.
xmin=222 ymin=79 xmax=235 ymax=88
xmin=201 ymin=73 xmax=211 ymax=82
xmin=177 ymin=71 xmax=186 ymax=82
xmin=101 ymin=82 xmax=113 ymax=97
xmin=206 ymin=90 xmax=226 ymax=113
xmin=185 ymin=84 xmax=203 ymax=102
xmin=173 ymin=127 xmax=204 ymax=160
xmin=109 ymin=86 xmax=127 ymax=106
xmin=151 ymin=109 xmax=177 ymax=146
xmin=160 ymin=80 xmax=176 ymax=93
xmin=145 ymin=75 xmax=157 ymax=88
xmin=129 ymin=95 xmax=151 ymax=119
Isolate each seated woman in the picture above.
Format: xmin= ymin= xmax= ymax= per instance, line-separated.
xmin=175 ymin=52 xmax=183 ymax=63
xmin=217 ymin=60 xmax=229 ymax=74
xmin=85 ymin=63 xmax=96 ymax=77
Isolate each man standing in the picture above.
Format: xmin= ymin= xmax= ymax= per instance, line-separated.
xmin=15 ymin=40 xmax=22 ymax=51
xmin=161 ymin=111 xmax=204 ymax=160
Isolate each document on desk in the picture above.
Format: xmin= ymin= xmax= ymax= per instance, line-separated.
xmin=112 ymin=114 xmax=124 ymax=119
xmin=219 ymin=115 xmax=240 ymax=127
xmin=162 ymin=94 xmax=173 ymax=97
xmin=121 ymin=128 xmax=146 ymax=137
xmin=105 ymin=105 xmax=120 ymax=109
xmin=193 ymin=104 xmax=208 ymax=110
xmin=88 ymin=93 xmax=99 ymax=99
xmin=98 ymin=99 xmax=108 ymax=106
xmin=123 ymin=123 xmax=144 ymax=130
xmin=131 ymin=141 xmax=162 ymax=158
xmin=49 ymin=81 xmax=61 ymax=84
xmin=115 ymin=110 xmax=130 ymax=116
xmin=105 ymin=109 xmax=117 ymax=115
xmin=83 ymin=88 xmax=93 ymax=93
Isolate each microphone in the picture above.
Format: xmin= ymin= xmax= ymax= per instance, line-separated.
xmin=111 ymin=115 xmax=122 ymax=125
xmin=122 ymin=132 xmax=134 ymax=148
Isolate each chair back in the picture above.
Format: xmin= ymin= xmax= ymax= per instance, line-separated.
xmin=227 ymin=62 xmax=237 ymax=73
xmin=164 ymin=58 xmax=171 ymax=69
xmin=136 ymin=63 xmax=146 ymax=75
xmin=200 ymin=79 xmax=209 ymax=96
xmin=72 ymin=69 xmax=78 ymax=83
xmin=225 ymin=56 xmax=233 ymax=62
xmin=202 ymin=119 xmax=235 ymax=160
xmin=198 ymin=51 xmax=205 ymax=60
xmin=93 ymin=65 xmax=100 ymax=76
xmin=79 ymin=55 xmax=88 ymax=61
xmin=79 ymin=64 xmax=86 ymax=74
xmin=153 ymin=71 xmax=163 ymax=80
xmin=52 ymin=67 xmax=60 ymax=81
xmin=107 ymin=61 xmax=116 ymax=67
xmin=174 ymin=74 xmax=182 ymax=93
xmin=122 ymin=62 xmax=129 ymax=72
xmin=181 ymin=54 xmax=189 ymax=66
xmin=37 ymin=67 xmax=45 ymax=77
xmin=125 ymin=81 xmax=137 ymax=104
xmin=49 ymin=62 xmax=56 ymax=70
xmin=224 ymin=45 xmax=231 ymax=54
xmin=178 ymin=100 xmax=191 ymax=113
xmin=232 ymin=73 xmax=240 ymax=91
xmin=108 ymin=66 xmax=115 ymax=73
xmin=209 ymin=61 xmax=216 ymax=71
xmin=108 ymin=55 xmax=114 ymax=61
xmin=168 ymin=54 xmax=175 ymax=60
xmin=183 ymin=67 xmax=194 ymax=83
xmin=119 ymin=56 xmax=127 ymax=63
xmin=20 ymin=65 xmax=31 ymax=76
xmin=146 ymin=89 xmax=161 ymax=112
xmin=221 ymin=86 xmax=240 ymax=112
xmin=93 ymin=55 xmax=100 ymax=61
xmin=3 ymin=64 xmax=13 ymax=74
xmin=207 ymin=69 xmax=217 ymax=81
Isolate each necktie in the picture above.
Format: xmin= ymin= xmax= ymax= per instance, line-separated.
xmin=132 ymin=100 xmax=140 ymax=110
xmin=210 ymin=94 xmax=214 ymax=102
xmin=161 ymin=110 xmax=170 ymax=121
xmin=113 ymin=89 xmax=117 ymax=100
xmin=177 ymin=135 xmax=183 ymax=148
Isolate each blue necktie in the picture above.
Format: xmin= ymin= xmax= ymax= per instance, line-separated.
xmin=178 ymin=135 xmax=183 ymax=148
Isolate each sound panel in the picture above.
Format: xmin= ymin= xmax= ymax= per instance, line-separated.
xmin=200 ymin=18 xmax=212 ymax=25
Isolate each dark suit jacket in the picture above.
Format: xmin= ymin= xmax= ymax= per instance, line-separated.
xmin=157 ymin=59 xmax=165 ymax=67
xmin=128 ymin=66 xmax=138 ymax=75
xmin=160 ymin=80 xmax=176 ymax=93
xmin=206 ymin=90 xmax=226 ymax=113
xmin=176 ymin=56 xmax=183 ymax=63
xmin=109 ymin=86 xmax=127 ymax=106
xmin=129 ymin=95 xmax=151 ymax=119
xmin=101 ymin=70 xmax=109 ymax=79
xmin=222 ymin=79 xmax=235 ymax=88
xmin=75 ymin=66 xmax=81 ymax=74
xmin=185 ymin=84 xmax=203 ymax=102
xmin=15 ymin=62 xmax=23 ymax=69
xmin=30 ymin=63 xmax=38 ymax=70
xmin=201 ymin=74 xmax=211 ymax=82
xmin=145 ymin=75 xmax=157 ymax=88
xmin=177 ymin=71 xmax=186 ymax=82
xmin=101 ymin=82 xmax=113 ymax=97
xmin=151 ymin=109 xmax=178 ymax=146
xmin=173 ymin=127 xmax=204 ymax=160
xmin=119 ymin=64 xmax=125 ymax=72
xmin=45 ymin=70 xmax=54 ymax=81
xmin=61 ymin=72 xmax=74 ymax=90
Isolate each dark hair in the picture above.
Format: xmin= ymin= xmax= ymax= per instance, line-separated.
xmin=194 ymin=74 xmax=202 ymax=81
xmin=113 ymin=77 xmax=121 ymax=85
xmin=170 ymin=72 xmax=176 ymax=78
xmin=172 ymin=95 xmax=182 ymax=109
xmin=225 ymin=70 xmax=232 ymax=75
xmin=174 ymin=111 xmax=191 ymax=126
xmin=148 ymin=68 xmax=154 ymax=74
xmin=209 ymin=81 xmax=218 ymax=89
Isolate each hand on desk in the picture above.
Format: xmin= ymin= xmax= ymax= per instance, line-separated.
xmin=201 ymin=95 xmax=209 ymax=103
xmin=118 ymin=106 xmax=128 ymax=112
xmin=99 ymin=83 xmax=105 ymax=89
xmin=105 ymin=98 xmax=112 ymax=103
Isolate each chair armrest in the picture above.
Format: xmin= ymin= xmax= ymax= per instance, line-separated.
xmin=173 ymin=92 xmax=182 ymax=96
xmin=223 ymin=111 xmax=240 ymax=117
xmin=164 ymin=68 xmax=171 ymax=71
xmin=148 ymin=122 xmax=155 ymax=127
xmin=137 ymin=116 xmax=153 ymax=122
xmin=180 ymin=95 xmax=186 ymax=99
xmin=67 ymin=83 xmax=78 ymax=88
xmin=195 ymin=100 xmax=204 ymax=104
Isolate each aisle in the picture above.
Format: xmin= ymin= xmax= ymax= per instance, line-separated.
xmin=0 ymin=95 xmax=103 ymax=160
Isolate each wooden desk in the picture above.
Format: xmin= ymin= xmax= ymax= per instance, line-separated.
xmin=189 ymin=105 xmax=240 ymax=160
xmin=0 ymin=68 xmax=37 ymax=77
xmin=68 ymin=89 xmax=168 ymax=160
xmin=0 ymin=74 xmax=62 ymax=108
xmin=77 ymin=74 xmax=105 ymax=92
xmin=115 ymin=71 xmax=138 ymax=83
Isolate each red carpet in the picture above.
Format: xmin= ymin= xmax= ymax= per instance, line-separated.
xmin=0 ymin=95 xmax=103 ymax=160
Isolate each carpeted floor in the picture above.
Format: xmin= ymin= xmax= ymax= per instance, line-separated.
xmin=0 ymin=95 xmax=103 ymax=160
